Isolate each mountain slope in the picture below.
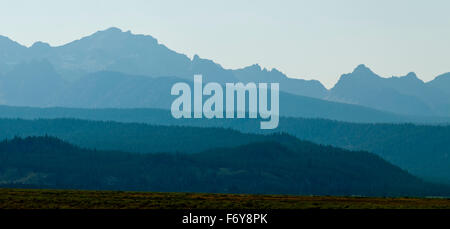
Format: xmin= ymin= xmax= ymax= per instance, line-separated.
xmin=0 ymin=35 xmax=28 ymax=74
xmin=233 ymin=64 xmax=328 ymax=99
xmin=60 ymin=71 xmax=408 ymax=122
xmin=328 ymin=65 xmax=450 ymax=116
xmin=429 ymin=72 xmax=450 ymax=96
xmin=0 ymin=136 xmax=447 ymax=197
xmin=0 ymin=118 xmax=267 ymax=154
xmin=56 ymin=71 xmax=185 ymax=109
xmin=30 ymin=27 xmax=193 ymax=81
xmin=0 ymin=60 xmax=67 ymax=107
xmin=0 ymin=27 xmax=325 ymax=97
xmin=0 ymin=64 xmax=415 ymax=122
xmin=0 ymin=114 xmax=449 ymax=184
xmin=1 ymin=28 xmax=450 ymax=117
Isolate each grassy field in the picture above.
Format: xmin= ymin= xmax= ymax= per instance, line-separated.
xmin=0 ymin=188 xmax=449 ymax=209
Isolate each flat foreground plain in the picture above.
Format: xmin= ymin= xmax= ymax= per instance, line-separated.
xmin=0 ymin=188 xmax=449 ymax=209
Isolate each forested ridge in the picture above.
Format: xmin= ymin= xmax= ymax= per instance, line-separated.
xmin=0 ymin=136 xmax=448 ymax=197
xmin=0 ymin=116 xmax=449 ymax=184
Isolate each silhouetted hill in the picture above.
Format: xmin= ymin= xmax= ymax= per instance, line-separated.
xmin=329 ymin=65 xmax=450 ymax=116
xmin=0 ymin=118 xmax=266 ymax=154
xmin=0 ymin=136 xmax=447 ymax=197
xmin=0 ymin=114 xmax=449 ymax=184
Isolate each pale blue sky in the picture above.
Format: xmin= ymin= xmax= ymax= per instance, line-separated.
xmin=1 ymin=0 xmax=449 ymax=88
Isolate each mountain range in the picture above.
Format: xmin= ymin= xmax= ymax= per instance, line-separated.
xmin=1 ymin=27 xmax=450 ymax=119
xmin=1 ymin=27 xmax=450 ymax=197
xmin=0 ymin=60 xmax=423 ymax=123
xmin=328 ymin=64 xmax=450 ymax=116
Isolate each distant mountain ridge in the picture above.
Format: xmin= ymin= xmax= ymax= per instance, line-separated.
xmin=0 ymin=66 xmax=420 ymax=123
xmin=328 ymin=64 xmax=450 ymax=116
xmin=233 ymin=64 xmax=328 ymax=99
xmin=0 ymin=27 xmax=450 ymax=117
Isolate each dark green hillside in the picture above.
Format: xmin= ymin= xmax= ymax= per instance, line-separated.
xmin=271 ymin=118 xmax=450 ymax=184
xmin=0 ymin=114 xmax=450 ymax=184
xmin=0 ymin=118 xmax=266 ymax=154
xmin=0 ymin=136 xmax=448 ymax=197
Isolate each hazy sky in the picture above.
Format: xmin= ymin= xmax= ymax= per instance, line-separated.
xmin=1 ymin=0 xmax=449 ymax=88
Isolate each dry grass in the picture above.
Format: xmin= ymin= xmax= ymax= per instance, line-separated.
xmin=1 ymin=188 xmax=449 ymax=209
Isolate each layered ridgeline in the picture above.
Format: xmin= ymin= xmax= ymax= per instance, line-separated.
xmin=0 ymin=136 xmax=448 ymax=197
xmin=0 ymin=28 xmax=326 ymax=96
xmin=1 ymin=28 xmax=450 ymax=118
xmin=0 ymin=113 xmax=449 ymax=184
xmin=328 ymin=64 xmax=450 ymax=117
xmin=0 ymin=63 xmax=417 ymax=123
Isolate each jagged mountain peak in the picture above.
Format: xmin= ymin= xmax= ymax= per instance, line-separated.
xmin=402 ymin=72 xmax=424 ymax=83
xmin=389 ymin=72 xmax=423 ymax=83
xmin=333 ymin=64 xmax=380 ymax=87
xmin=88 ymin=27 xmax=129 ymax=38
xmin=192 ymin=54 xmax=201 ymax=61
xmin=405 ymin=72 xmax=417 ymax=78
xmin=352 ymin=64 xmax=377 ymax=76
xmin=0 ymin=28 xmax=449 ymax=117
xmin=241 ymin=63 xmax=262 ymax=72
xmin=191 ymin=54 xmax=221 ymax=66
xmin=61 ymin=27 xmax=159 ymax=50
xmin=269 ymin=67 xmax=285 ymax=75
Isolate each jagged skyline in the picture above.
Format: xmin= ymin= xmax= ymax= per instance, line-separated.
xmin=1 ymin=0 xmax=449 ymax=88
xmin=1 ymin=27 xmax=450 ymax=118
xmin=0 ymin=27 xmax=448 ymax=90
